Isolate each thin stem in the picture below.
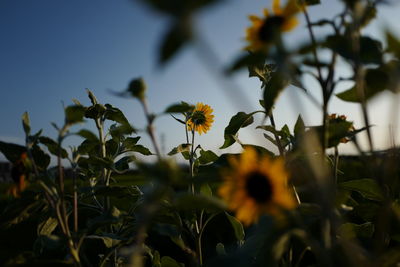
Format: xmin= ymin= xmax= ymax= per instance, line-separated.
xmin=302 ymin=7 xmax=323 ymax=85
xmin=269 ymin=112 xmax=301 ymax=204
xmin=140 ymin=98 xmax=162 ymax=159
xmin=333 ymin=146 xmax=339 ymax=185
xmin=269 ymin=112 xmax=284 ymax=156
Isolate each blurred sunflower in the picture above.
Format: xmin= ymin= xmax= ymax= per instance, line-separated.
xmin=245 ymin=0 xmax=301 ymax=52
xmin=218 ymin=147 xmax=297 ymax=225
xmin=187 ymin=102 xmax=214 ymax=135
xmin=7 ymin=152 xmax=29 ymax=197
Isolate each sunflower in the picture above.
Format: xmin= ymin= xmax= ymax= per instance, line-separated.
xmin=187 ymin=102 xmax=214 ymax=135
xmin=245 ymin=0 xmax=301 ymax=52
xmin=7 ymin=152 xmax=29 ymax=197
xmin=218 ymin=147 xmax=297 ymax=225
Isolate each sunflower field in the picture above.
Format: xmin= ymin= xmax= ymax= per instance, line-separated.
xmin=2 ymin=0 xmax=400 ymax=266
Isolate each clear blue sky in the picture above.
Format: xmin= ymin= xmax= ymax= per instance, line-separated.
xmin=1 ymin=0 xmax=400 ymax=161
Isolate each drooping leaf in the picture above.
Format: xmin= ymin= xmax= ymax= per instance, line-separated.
xmin=339 ymin=178 xmax=384 ymax=201
xmin=198 ymin=149 xmax=218 ymax=165
xmin=168 ymin=143 xmax=191 ymax=156
xmin=228 ymin=52 xmax=267 ymax=74
xmin=165 ymin=102 xmax=194 ymax=113
xmin=263 ymin=72 xmax=289 ymax=116
xmin=75 ymin=129 xmax=99 ymax=142
xmin=336 ymin=67 xmax=389 ymax=102
xmin=159 ymin=21 xmax=191 ymax=64
xmin=39 ymin=136 xmax=68 ymax=158
xmin=220 ymin=111 xmax=259 ymax=149
xmin=0 ymin=141 xmax=26 ymax=163
xmin=324 ymin=35 xmax=382 ymax=65
xmin=31 ymin=144 xmax=51 ymax=170
xmin=104 ymin=104 xmax=130 ymax=125
xmin=130 ymin=144 xmax=152 ymax=156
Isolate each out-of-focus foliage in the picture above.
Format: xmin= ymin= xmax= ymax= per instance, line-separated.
xmin=2 ymin=0 xmax=400 ymax=266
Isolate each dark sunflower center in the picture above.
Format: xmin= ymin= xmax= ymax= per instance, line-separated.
xmin=245 ymin=171 xmax=273 ymax=203
xmin=191 ymin=111 xmax=206 ymax=125
xmin=258 ymin=15 xmax=285 ymax=42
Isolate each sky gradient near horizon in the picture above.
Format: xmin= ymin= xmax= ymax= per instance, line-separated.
xmin=1 ymin=0 xmax=400 ymax=162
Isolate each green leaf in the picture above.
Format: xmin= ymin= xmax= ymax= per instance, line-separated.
xmin=386 ymin=31 xmax=400 ymax=59
xmin=224 ymin=212 xmax=245 ymax=241
xmin=325 ymin=35 xmax=382 ymax=65
xmin=220 ymin=111 xmax=258 ymax=149
xmin=110 ymin=123 xmax=136 ymax=139
xmin=85 ymin=235 xmax=121 ymax=248
xmin=104 ymin=104 xmax=130 ymax=125
xmin=200 ymin=183 xmax=212 ymax=196
xmin=39 ymin=136 xmax=68 ymax=158
xmin=123 ymin=137 xmax=141 ymax=149
xmin=174 ymin=193 xmax=226 ymax=212
xmin=263 ymin=72 xmax=289 ymax=116
xmin=22 ymin=112 xmax=30 ymax=135
xmin=165 ymin=102 xmax=194 ymax=113
xmin=37 ymin=217 xmax=58 ymax=236
xmin=75 ymin=129 xmax=99 ymax=142
xmin=130 ymin=144 xmax=152 ymax=156
xmin=227 ymin=52 xmax=267 ymax=74
xmin=84 ymin=103 xmax=106 ymax=119
xmin=87 ymin=206 xmax=121 ymax=230
xmin=114 ymin=156 xmax=135 ymax=171
xmin=337 ymin=67 xmax=389 ymax=103
xmin=0 ymin=141 xmax=26 ymax=163
xmin=339 ymin=178 xmax=384 ymax=201
xmin=338 ymin=222 xmax=375 ymax=239
xmin=65 ymin=105 xmax=86 ymax=124
xmin=160 ymin=22 xmax=191 ymax=64
xmin=31 ymin=144 xmax=51 ymax=170
xmin=241 ymin=144 xmax=274 ymax=156
xmin=168 ymin=143 xmax=191 ymax=156
xmin=198 ymin=149 xmax=218 ymax=165
xmin=294 ymin=115 xmax=305 ymax=137
xmin=160 ymin=256 xmax=184 ymax=267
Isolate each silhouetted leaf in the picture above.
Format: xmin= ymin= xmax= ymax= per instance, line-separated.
xmin=339 ymin=178 xmax=384 ymax=201
xmin=0 ymin=141 xmax=26 ymax=163
xmin=39 ymin=136 xmax=68 ymax=158
xmin=160 ymin=21 xmax=191 ymax=64
xmin=263 ymin=72 xmax=289 ymax=116
xmin=168 ymin=144 xmax=191 ymax=156
xmin=220 ymin=111 xmax=259 ymax=149
xmin=65 ymin=105 xmax=86 ymax=124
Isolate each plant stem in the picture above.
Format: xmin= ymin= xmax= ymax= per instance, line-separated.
xmin=140 ymin=98 xmax=162 ymax=159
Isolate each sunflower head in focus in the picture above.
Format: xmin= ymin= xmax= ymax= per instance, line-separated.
xmin=187 ymin=103 xmax=214 ymax=135
xmin=245 ymin=0 xmax=301 ymax=52
xmin=218 ymin=147 xmax=297 ymax=225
